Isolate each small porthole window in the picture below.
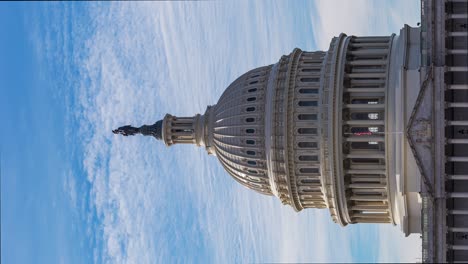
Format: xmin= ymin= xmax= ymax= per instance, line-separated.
xmin=246 ymin=140 xmax=255 ymax=145
xmin=247 ymin=97 xmax=256 ymax=102
xmin=248 ymin=88 xmax=257 ymax=93
xmin=249 ymin=80 xmax=258 ymax=85
xmin=247 ymin=169 xmax=258 ymax=174
xmin=246 ymin=150 xmax=256 ymax=156
xmin=246 ymin=118 xmax=255 ymax=123
xmin=246 ymin=107 xmax=256 ymax=112
xmin=247 ymin=160 xmax=257 ymax=165
xmin=246 ymin=129 xmax=255 ymax=134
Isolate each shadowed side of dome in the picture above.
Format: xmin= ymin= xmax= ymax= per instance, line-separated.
xmin=212 ymin=66 xmax=273 ymax=195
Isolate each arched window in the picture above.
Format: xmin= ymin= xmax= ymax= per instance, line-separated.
xmin=300 ymin=77 xmax=319 ymax=82
xmin=298 ymin=142 xmax=317 ymax=148
xmin=299 ymin=88 xmax=318 ymax=94
xmin=300 ymin=168 xmax=319 ymax=174
xmin=298 ymin=101 xmax=318 ymax=107
xmin=301 ymin=178 xmax=319 ymax=184
xmin=302 ymin=68 xmax=320 ymax=73
xmin=298 ymin=114 xmax=317 ymax=120
xmin=299 ymin=155 xmax=318 ymax=161
xmin=298 ymin=128 xmax=317 ymax=135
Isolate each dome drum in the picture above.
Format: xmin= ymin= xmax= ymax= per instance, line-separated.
xmin=321 ymin=34 xmax=396 ymax=226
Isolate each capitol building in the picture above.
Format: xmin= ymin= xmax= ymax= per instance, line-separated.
xmin=114 ymin=0 xmax=467 ymax=262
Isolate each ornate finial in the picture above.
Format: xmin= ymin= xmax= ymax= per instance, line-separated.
xmin=113 ymin=120 xmax=163 ymax=140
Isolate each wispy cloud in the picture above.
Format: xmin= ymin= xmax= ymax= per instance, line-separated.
xmin=53 ymin=1 xmax=424 ymax=263
xmin=310 ymin=0 xmax=421 ymax=50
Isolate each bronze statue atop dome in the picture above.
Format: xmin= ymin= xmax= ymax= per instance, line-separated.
xmin=113 ymin=120 xmax=163 ymax=140
xmin=112 ymin=125 xmax=140 ymax=136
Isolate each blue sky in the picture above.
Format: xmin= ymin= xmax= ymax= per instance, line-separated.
xmin=1 ymin=1 xmax=421 ymax=263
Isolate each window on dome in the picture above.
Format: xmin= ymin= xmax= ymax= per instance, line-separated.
xmin=302 ymin=189 xmax=320 ymax=193
xmin=246 ymin=117 xmax=255 ymax=123
xmin=298 ymin=114 xmax=317 ymax=120
xmin=248 ymin=88 xmax=257 ymax=93
xmin=299 ymin=88 xmax=318 ymax=94
xmin=247 ymin=160 xmax=257 ymax=166
xmin=351 ymin=142 xmax=380 ymax=150
xmin=299 ymin=155 xmax=318 ymax=161
xmin=251 ymin=74 xmax=260 ymax=78
xmin=248 ymin=169 xmax=258 ymax=174
xmin=246 ymin=129 xmax=255 ymax=134
xmin=299 ymin=168 xmax=319 ymax=174
xmin=351 ymin=98 xmax=379 ymax=104
xmin=246 ymin=150 xmax=256 ymax=156
xmin=298 ymin=101 xmax=318 ymax=107
xmin=302 ymin=68 xmax=320 ymax=73
xmin=301 ymin=178 xmax=319 ymax=184
xmin=351 ymin=158 xmax=380 ymax=164
xmin=247 ymin=97 xmax=256 ymax=102
xmin=246 ymin=140 xmax=255 ymax=145
xmin=350 ymin=112 xmax=382 ymax=120
xmin=298 ymin=142 xmax=318 ymax=148
xmin=249 ymin=80 xmax=258 ymax=85
xmin=246 ymin=107 xmax=256 ymax=112
xmin=300 ymin=77 xmax=319 ymax=82
xmin=298 ymin=128 xmax=317 ymax=135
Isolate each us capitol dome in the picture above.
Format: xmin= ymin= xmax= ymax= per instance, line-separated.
xmin=114 ymin=26 xmax=424 ymax=236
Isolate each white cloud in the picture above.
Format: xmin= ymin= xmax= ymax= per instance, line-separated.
xmin=62 ymin=1 xmax=422 ymax=263
xmin=310 ymin=0 xmax=421 ymax=50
